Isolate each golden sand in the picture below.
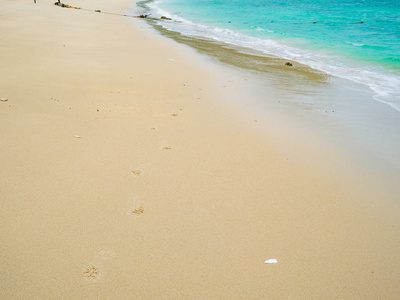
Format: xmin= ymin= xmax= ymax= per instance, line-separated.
xmin=1 ymin=0 xmax=399 ymax=298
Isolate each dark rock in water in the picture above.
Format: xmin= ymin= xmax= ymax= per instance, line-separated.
xmin=161 ymin=16 xmax=172 ymax=20
xmin=285 ymin=62 xmax=293 ymax=67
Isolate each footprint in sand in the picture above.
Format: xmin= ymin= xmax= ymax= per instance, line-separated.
xmin=82 ymin=248 xmax=115 ymax=282
xmin=131 ymin=164 xmax=150 ymax=176
xmin=161 ymin=140 xmax=172 ymax=150
xmin=82 ymin=264 xmax=102 ymax=282
xmin=131 ymin=169 xmax=142 ymax=176
xmin=129 ymin=206 xmax=144 ymax=218
xmin=128 ymin=197 xmax=144 ymax=219
xmin=150 ymin=123 xmax=159 ymax=130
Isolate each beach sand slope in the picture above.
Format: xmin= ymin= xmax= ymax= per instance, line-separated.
xmin=1 ymin=0 xmax=399 ymax=298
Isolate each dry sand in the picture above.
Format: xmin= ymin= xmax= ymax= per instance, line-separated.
xmin=1 ymin=0 xmax=399 ymax=299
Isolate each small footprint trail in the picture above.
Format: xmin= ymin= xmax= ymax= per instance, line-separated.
xmin=81 ymin=96 xmax=178 ymax=283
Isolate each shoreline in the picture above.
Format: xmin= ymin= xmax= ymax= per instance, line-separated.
xmin=1 ymin=0 xmax=399 ymax=298
xmin=139 ymin=0 xmax=400 ymax=113
xmin=138 ymin=4 xmax=400 ymax=195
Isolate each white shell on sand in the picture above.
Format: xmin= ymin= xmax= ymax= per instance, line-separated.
xmin=264 ymin=259 xmax=278 ymax=264
xmin=0 ymin=98 xmax=8 ymax=101
xmin=74 ymin=135 xmax=82 ymax=138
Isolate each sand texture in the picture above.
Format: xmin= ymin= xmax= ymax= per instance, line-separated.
xmin=1 ymin=0 xmax=399 ymax=299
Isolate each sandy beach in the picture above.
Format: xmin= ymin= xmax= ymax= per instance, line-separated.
xmin=1 ymin=0 xmax=399 ymax=298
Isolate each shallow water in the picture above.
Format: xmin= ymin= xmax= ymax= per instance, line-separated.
xmin=139 ymin=0 xmax=400 ymax=112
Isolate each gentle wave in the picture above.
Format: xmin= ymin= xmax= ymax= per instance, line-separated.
xmin=146 ymin=0 xmax=400 ymax=112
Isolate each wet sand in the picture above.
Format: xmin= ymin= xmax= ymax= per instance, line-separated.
xmin=0 ymin=0 xmax=399 ymax=299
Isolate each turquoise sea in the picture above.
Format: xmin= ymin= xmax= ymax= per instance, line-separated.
xmin=138 ymin=0 xmax=400 ymax=112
